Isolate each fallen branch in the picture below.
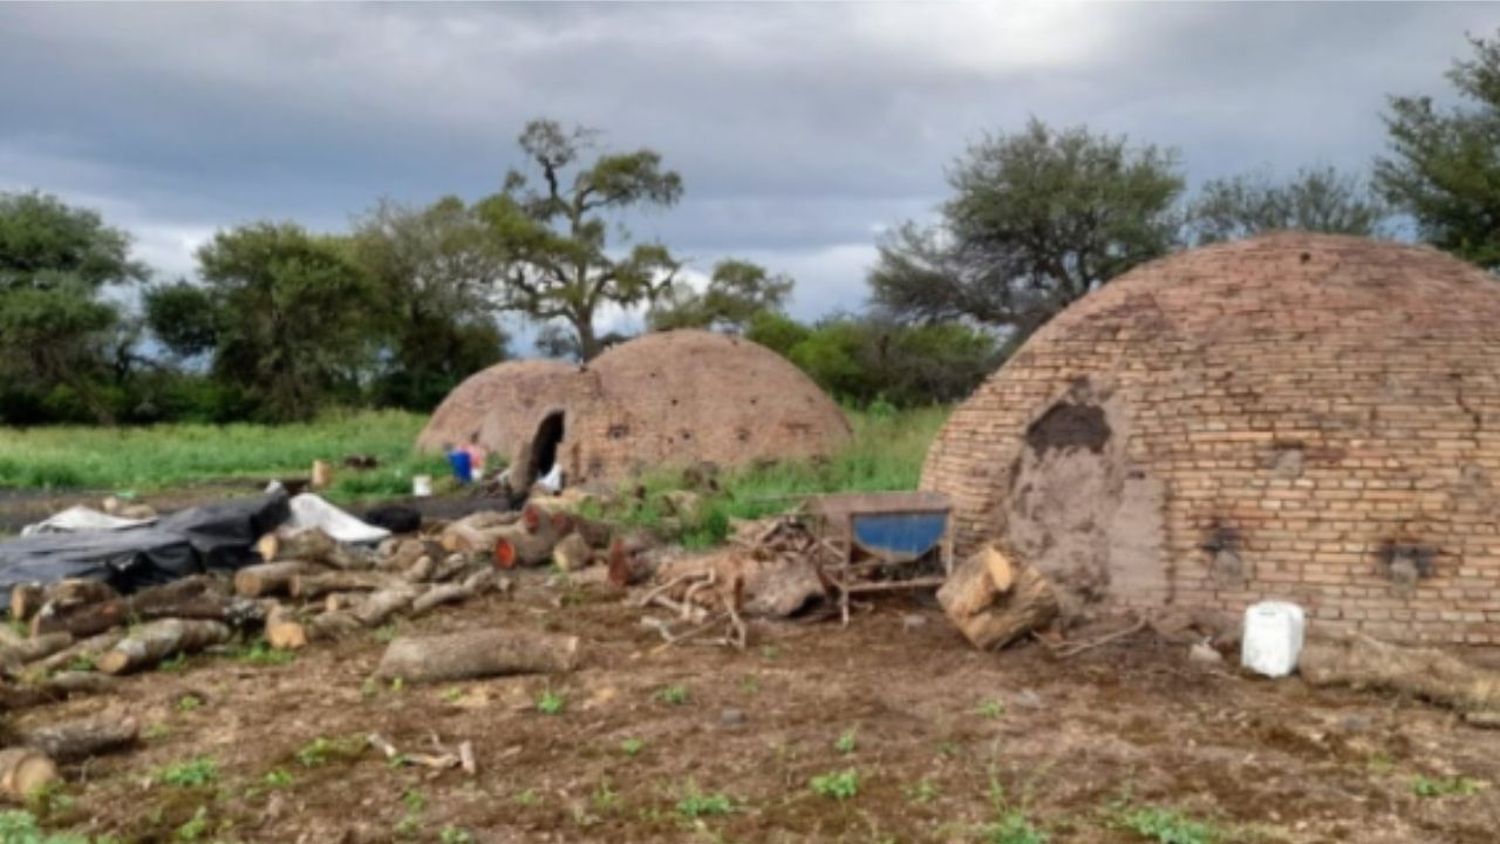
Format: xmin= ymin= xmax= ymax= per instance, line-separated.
xmin=97 ymin=619 xmax=232 ymax=675
xmin=1045 ymin=618 xmax=1147 ymax=659
xmin=375 ymin=628 xmax=580 ymax=684
xmin=1300 ymin=634 xmax=1500 ymax=713
xmin=20 ymin=717 xmax=139 ymax=763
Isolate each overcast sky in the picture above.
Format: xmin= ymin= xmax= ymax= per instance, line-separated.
xmin=2 ymin=2 xmax=1498 ymax=337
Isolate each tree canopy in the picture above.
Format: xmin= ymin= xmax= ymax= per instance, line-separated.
xmin=870 ymin=119 xmax=1183 ymax=337
xmin=1188 ymin=165 xmax=1389 ymax=244
xmin=1377 ymin=31 xmax=1500 ymax=270
xmin=649 ymin=258 xmax=794 ymax=333
xmin=478 ymin=119 xmax=683 ymax=360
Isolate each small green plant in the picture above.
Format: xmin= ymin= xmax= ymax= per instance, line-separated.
xmin=441 ymin=686 xmax=464 ymax=703
xmin=977 ymin=698 xmax=1006 ymax=719
xmin=514 ymin=788 xmax=539 ymax=807
xmin=621 ymin=738 xmax=645 ymax=757
xmin=389 ymin=677 xmax=405 ymax=693
xmin=0 ymin=809 xmax=93 ymax=844
xmin=985 ymin=811 xmax=1049 ymax=844
xmin=1119 ymin=806 xmax=1218 ymax=844
xmin=656 ymin=684 xmax=690 ymax=706
xmin=1412 ymin=774 xmax=1483 ymax=798
xmin=143 ymin=722 xmax=172 ymax=740
xmin=263 ymin=769 xmax=294 ymax=789
xmin=675 ymin=781 xmax=735 ymax=818
xmin=176 ymin=806 xmax=209 ymax=841
xmin=295 ymin=735 xmax=363 ymax=768
xmin=234 ymin=637 xmax=295 ymax=666
xmin=159 ymin=653 xmax=189 ymax=673
xmin=759 ymin=645 xmax=780 ymax=661
xmin=402 ymin=789 xmax=426 ymax=812
xmin=65 ymin=653 xmax=96 ymax=673
xmin=810 ymin=768 xmax=860 ymax=801
xmin=740 ymin=676 xmax=760 ymax=695
xmin=373 ymin=624 xmax=398 ymax=644
xmin=536 ymin=688 xmax=567 ymax=715
xmin=592 ymin=779 xmax=621 ymax=813
xmin=156 ymin=757 xmax=218 ymax=788
xmin=175 ymin=693 xmax=204 ymax=713
xmin=906 ymin=776 xmax=939 ymax=804
xmin=439 ymin=827 xmax=475 ymax=844
xmin=834 ymin=728 xmax=858 ymax=755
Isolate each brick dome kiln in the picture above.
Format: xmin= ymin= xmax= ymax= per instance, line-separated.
xmin=921 ymin=233 xmax=1500 ymax=644
xmin=418 ymin=330 xmax=851 ymax=488
xmin=415 ymin=359 xmax=576 ymax=455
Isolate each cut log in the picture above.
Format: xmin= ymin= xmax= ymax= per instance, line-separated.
xmin=374 ymin=628 xmax=580 ymax=684
xmin=938 ymin=545 xmax=1058 ymax=651
xmin=1299 ymin=634 xmax=1500 ymax=712
xmin=33 ymin=631 xmax=122 ymax=675
xmin=43 ymin=579 xmax=118 ymax=609
xmin=0 ymin=748 xmax=58 ymax=798
xmin=32 ymin=588 xmax=257 ymax=639
xmin=290 ymin=571 xmax=397 ymax=601
xmin=0 ymin=633 xmax=74 ymax=673
xmin=235 ymin=562 xmax=318 ymax=598
xmin=553 ymin=533 xmax=592 ymax=573
xmin=353 ymin=588 xmax=418 ymax=627
xmin=20 ymin=717 xmax=139 ymax=762
xmin=96 ymin=619 xmax=232 ymax=675
xmin=307 ymin=611 xmax=362 ymax=641
xmin=492 ymin=527 xmax=557 ymax=569
xmin=439 ymin=512 xmax=519 ymax=553
xmin=573 ymin=516 xmax=613 ymax=550
xmin=10 ymin=584 xmax=44 ymax=621
xmin=411 ymin=583 xmax=474 ymax=615
xmin=273 ymin=528 xmax=361 ymax=569
xmin=431 ymin=554 xmax=470 ymax=583
xmin=0 ymin=672 xmax=117 ymax=710
xmin=402 ymin=555 xmax=436 ymax=583
xmin=265 ymin=604 xmax=309 ymax=650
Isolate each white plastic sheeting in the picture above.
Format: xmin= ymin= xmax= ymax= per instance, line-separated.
xmin=20 ymin=506 xmax=154 ymax=537
xmin=285 ymin=493 xmax=390 ymax=545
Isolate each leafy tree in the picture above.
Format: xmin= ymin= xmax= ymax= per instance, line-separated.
xmin=478 ymin=119 xmax=683 ymax=360
xmin=870 ymin=119 xmax=1183 ymax=337
xmin=144 ymin=281 xmax=219 ymax=359
xmin=744 ymin=310 xmax=812 ymax=358
xmin=1377 ymin=32 xmax=1500 ymax=269
xmin=649 ymin=259 xmax=794 ymax=332
xmin=192 ymin=222 xmax=376 ymax=421
xmin=0 ymin=191 xmax=146 ymax=422
xmin=348 ymin=197 xmax=509 ymax=409
xmin=1188 ymin=165 xmax=1389 ymax=244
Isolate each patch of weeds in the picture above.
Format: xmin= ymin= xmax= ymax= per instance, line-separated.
xmin=175 ymin=806 xmax=209 ymax=841
xmin=514 ymin=789 xmax=539 ymax=807
xmin=740 ymin=676 xmax=760 ymax=695
xmin=159 ymin=653 xmax=189 ymax=673
xmin=1412 ymin=774 xmax=1483 ymax=798
xmin=295 ymin=735 xmax=364 ymax=768
xmin=0 ymin=809 xmax=91 ymax=843
xmin=388 ymin=677 xmax=405 ymax=693
xmin=592 ymin=779 xmax=621 ymax=813
xmin=65 ymin=653 xmax=96 ymax=673
xmin=809 ymin=768 xmax=860 ymax=801
xmin=1118 ymin=806 xmax=1219 ymax=844
xmin=263 ymin=769 xmax=294 ymax=789
xmin=620 ymin=738 xmax=645 ymax=757
xmin=155 ymin=757 xmax=218 ymax=788
xmin=937 ymin=740 xmax=961 ymax=758
xmin=675 ymin=781 xmax=736 ymax=819
xmin=439 ymin=827 xmax=475 ymax=844
xmin=440 ymin=686 xmax=464 ymax=703
xmin=984 ymin=811 xmax=1049 ymax=844
xmin=976 ymin=698 xmax=1006 ymax=719
xmin=372 ymin=624 xmax=398 ymax=644
xmin=656 ymin=684 xmax=690 ymax=706
xmin=142 ymin=723 xmax=172 ymax=741
xmin=233 ymin=637 xmax=295 ymax=666
xmin=393 ymin=790 xmax=426 ymax=840
xmin=834 ymin=728 xmax=858 ymax=755
xmin=175 ymin=693 xmax=204 ymax=713
xmin=24 ymin=781 xmax=75 ymax=826
xmin=360 ymin=678 xmax=379 ymax=699
xmin=1365 ymin=751 xmax=1395 ymax=774
xmin=536 ymin=688 xmax=567 ymax=715
xmin=906 ymin=776 xmax=939 ymax=804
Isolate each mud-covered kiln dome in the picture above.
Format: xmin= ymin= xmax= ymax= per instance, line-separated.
xmin=418 ymin=330 xmax=851 ymax=487
xmin=922 ymin=233 xmax=1500 ymax=644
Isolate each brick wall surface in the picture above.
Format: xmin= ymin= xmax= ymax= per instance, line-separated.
xmin=921 ymin=233 xmax=1500 ymax=644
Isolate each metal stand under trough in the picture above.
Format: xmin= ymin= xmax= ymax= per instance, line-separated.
xmin=808 ymin=491 xmax=954 ymax=625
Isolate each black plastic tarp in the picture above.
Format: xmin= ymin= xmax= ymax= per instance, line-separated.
xmin=0 ymin=492 xmax=290 ymax=603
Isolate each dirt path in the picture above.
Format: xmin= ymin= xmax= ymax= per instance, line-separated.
xmin=16 ymin=577 xmax=1500 ymax=843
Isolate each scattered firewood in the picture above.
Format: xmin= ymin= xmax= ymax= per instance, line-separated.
xmin=402 ymin=556 xmax=436 ymax=583
xmin=290 ymin=571 xmax=398 ymax=601
xmin=1300 ymin=634 xmax=1500 ymax=713
xmin=9 ymin=584 xmax=44 ymax=622
xmin=42 ymin=579 xmax=118 ymax=610
xmin=439 ymin=512 xmax=520 ymax=553
xmin=0 ymin=748 xmax=58 ymax=798
xmin=307 ymin=611 xmax=363 ymax=641
xmin=607 ymin=538 xmax=652 ymax=588
xmin=492 ymin=527 xmax=557 ymax=569
xmin=374 ymin=628 xmax=580 ymax=684
xmin=20 ymin=716 xmax=139 ymax=763
xmin=235 ymin=562 xmax=318 ymax=598
xmin=32 ymin=631 xmax=122 ymax=675
xmin=0 ymin=672 xmax=120 ymax=711
xmin=430 ymin=554 xmax=470 ymax=583
xmin=265 ymin=604 xmax=309 ymax=650
xmin=411 ymin=583 xmax=474 ymax=616
xmin=97 ymin=619 xmax=232 ymax=675
xmin=552 ymin=533 xmax=592 ymax=573
xmin=353 ymin=588 xmax=419 ymax=627
xmin=938 ymin=544 xmax=1059 ymax=651
xmin=366 ymin=733 xmax=458 ymax=769
xmin=265 ymin=528 xmax=362 ymax=569
xmin=32 ymin=587 xmax=260 ymax=639
xmin=0 ymin=633 xmax=73 ymax=673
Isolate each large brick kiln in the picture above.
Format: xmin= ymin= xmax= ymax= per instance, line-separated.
xmin=922 ymin=233 xmax=1500 ymax=644
xmin=418 ymin=329 xmax=851 ymax=487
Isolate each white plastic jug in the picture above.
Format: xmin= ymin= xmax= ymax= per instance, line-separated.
xmin=412 ymin=475 xmax=433 ymax=497
xmin=1241 ymin=601 xmax=1305 ymax=678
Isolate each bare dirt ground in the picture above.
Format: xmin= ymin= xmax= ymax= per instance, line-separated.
xmin=16 ymin=576 xmax=1500 ymax=843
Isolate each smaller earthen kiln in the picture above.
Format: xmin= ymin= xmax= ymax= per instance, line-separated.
xmin=417 ymin=329 xmax=851 ymax=487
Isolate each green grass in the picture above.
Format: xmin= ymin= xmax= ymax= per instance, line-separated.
xmin=0 ymin=409 xmax=442 ymax=498
xmin=1117 ymin=806 xmax=1220 ymax=844
xmin=584 ymin=405 xmax=949 ymax=547
xmin=809 ymin=768 xmax=861 ymax=801
xmin=154 ymin=757 xmax=218 ymax=788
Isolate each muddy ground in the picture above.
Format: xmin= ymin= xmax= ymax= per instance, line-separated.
xmin=13 ymin=576 xmax=1500 ymax=843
